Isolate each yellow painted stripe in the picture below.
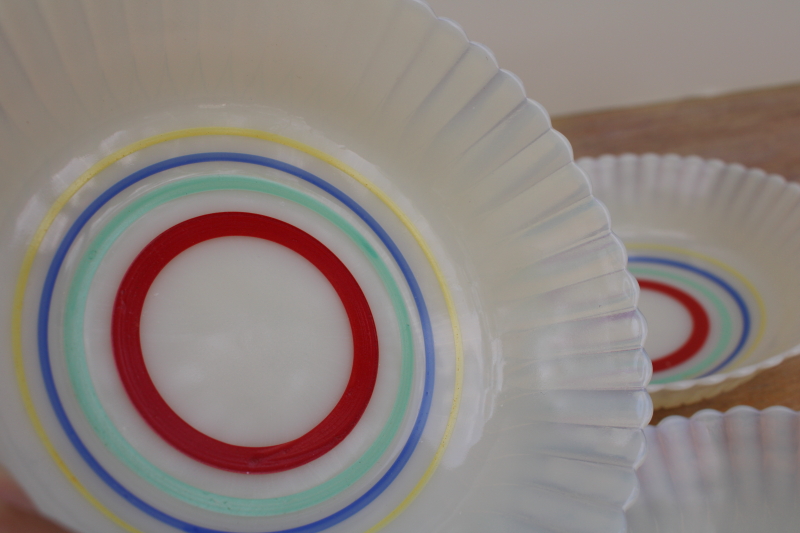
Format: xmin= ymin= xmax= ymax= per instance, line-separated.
xmin=12 ymin=127 xmax=463 ymax=532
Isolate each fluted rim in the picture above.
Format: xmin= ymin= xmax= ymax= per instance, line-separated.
xmin=629 ymin=405 xmax=800 ymax=533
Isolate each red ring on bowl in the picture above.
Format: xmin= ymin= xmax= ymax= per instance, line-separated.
xmin=638 ymin=278 xmax=710 ymax=373
xmin=112 ymin=212 xmax=378 ymax=474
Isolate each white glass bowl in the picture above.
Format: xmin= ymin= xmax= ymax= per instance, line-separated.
xmin=0 ymin=1 xmax=650 ymax=532
xmin=579 ymin=154 xmax=800 ymax=408
xmin=628 ymin=406 xmax=800 ymax=533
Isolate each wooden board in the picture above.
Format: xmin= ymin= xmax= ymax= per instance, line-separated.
xmin=552 ymin=83 xmax=800 ymax=424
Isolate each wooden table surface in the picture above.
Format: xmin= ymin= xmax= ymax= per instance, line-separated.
xmin=551 ymin=83 xmax=800 ymax=424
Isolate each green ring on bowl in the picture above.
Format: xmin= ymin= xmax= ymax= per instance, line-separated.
xmin=63 ymin=174 xmax=415 ymax=516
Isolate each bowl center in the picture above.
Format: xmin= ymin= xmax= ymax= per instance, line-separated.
xmin=638 ymin=287 xmax=695 ymax=359
xmin=139 ymin=235 xmax=353 ymax=447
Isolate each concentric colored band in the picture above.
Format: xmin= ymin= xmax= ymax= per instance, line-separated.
xmin=629 ymin=255 xmax=749 ymax=377
xmin=45 ymin=156 xmax=428 ymax=532
xmin=628 ymin=242 xmax=766 ymax=372
xmin=636 ymin=279 xmax=710 ymax=372
xmin=631 ymin=266 xmax=734 ymax=384
xmin=67 ymin=175 xmax=414 ymax=516
xmin=17 ymin=134 xmax=461 ymax=533
xmin=113 ymin=212 xmax=378 ymax=474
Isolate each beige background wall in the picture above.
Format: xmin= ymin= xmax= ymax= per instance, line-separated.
xmin=427 ymin=0 xmax=800 ymax=115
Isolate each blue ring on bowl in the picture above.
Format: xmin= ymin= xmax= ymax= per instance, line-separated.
xmin=629 ymin=255 xmax=750 ymax=377
xmin=37 ymin=153 xmax=436 ymax=533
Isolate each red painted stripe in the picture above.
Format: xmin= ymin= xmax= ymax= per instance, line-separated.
xmin=638 ymin=279 xmax=710 ymax=373
xmin=112 ymin=212 xmax=378 ymax=474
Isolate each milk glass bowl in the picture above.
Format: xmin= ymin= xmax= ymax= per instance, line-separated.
xmin=628 ymin=407 xmax=800 ymax=533
xmin=0 ymin=1 xmax=649 ymax=532
xmin=579 ymin=154 xmax=800 ymax=408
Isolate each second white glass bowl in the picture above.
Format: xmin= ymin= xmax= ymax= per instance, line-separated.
xmin=580 ymin=154 xmax=800 ymax=408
